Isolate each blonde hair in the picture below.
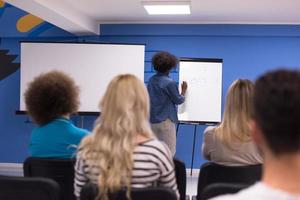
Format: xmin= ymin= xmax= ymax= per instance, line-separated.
xmin=215 ymin=79 xmax=254 ymax=147
xmin=78 ymin=74 xmax=153 ymax=200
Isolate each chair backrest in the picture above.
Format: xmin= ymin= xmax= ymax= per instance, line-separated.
xmin=0 ymin=175 xmax=60 ymax=200
xmin=23 ymin=157 xmax=76 ymax=200
xmin=196 ymin=162 xmax=262 ymax=200
xmin=173 ymin=158 xmax=187 ymax=200
xmin=201 ymin=183 xmax=249 ymax=200
xmin=80 ymin=183 xmax=177 ymax=200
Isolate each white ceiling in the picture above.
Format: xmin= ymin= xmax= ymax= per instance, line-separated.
xmin=63 ymin=0 xmax=300 ymax=24
xmin=5 ymin=0 xmax=300 ymax=35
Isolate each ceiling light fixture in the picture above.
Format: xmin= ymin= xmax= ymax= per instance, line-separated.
xmin=142 ymin=1 xmax=191 ymax=15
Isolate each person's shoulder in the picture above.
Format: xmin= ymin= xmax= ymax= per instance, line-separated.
xmin=31 ymin=126 xmax=41 ymax=134
xmin=68 ymin=123 xmax=89 ymax=138
xmin=210 ymin=183 xmax=265 ymax=200
xmin=204 ymin=126 xmax=217 ymax=137
xmin=163 ymin=77 xmax=177 ymax=89
xmin=165 ymin=75 xmax=175 ymax=83
xmin=210 ymin=194 xmax=237 ymax=200
xmin=211 ymin=194 xmax=243 ymax=200
xmin=204 ymin=126 xmax=216 ymax=132
xmin=73 ymin=127 xmax=89 ymax=136
xmin=30 ymin=127 xmax=42 ymax=141
xmin=140 ymin=139 xmax=166 ymax=150
xmin=148 ymin=74 xmax=156 ymax=82
xmin=77 ymin=128 xmax=90 ymax=135
xmin=138 ymin=139 xmax=172 ymax=158
xmin=147 ymin=74 xmax=162 ymax=86
xmin=30 ymin=121 xmax=54 ymax=135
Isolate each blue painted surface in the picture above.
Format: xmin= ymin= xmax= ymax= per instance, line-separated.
xmin=100 ymin=24 xmax=300 ymax=36
xmin=75 ymin=24 xmax=300 ymax=168
xmin=2 ymin=24 xmax=300 ymax=168
xmin=0 ymin=37 xmax=78 ymax=163
xmin=0 ymin=2 xmax=74 ymax=38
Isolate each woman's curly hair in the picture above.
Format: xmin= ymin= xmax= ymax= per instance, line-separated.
xmin=24 ymin=71 xmax=79 ymax=125
xmin=152 ymin=51 xmax=178 ymax=73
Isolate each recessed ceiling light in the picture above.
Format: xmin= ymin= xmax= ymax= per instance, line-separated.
xmin=142 ymin=1 xmax=191 ymax=15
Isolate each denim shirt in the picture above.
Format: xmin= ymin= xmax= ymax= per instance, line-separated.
xmin=147 ymin=73 xmax=185 ymax=123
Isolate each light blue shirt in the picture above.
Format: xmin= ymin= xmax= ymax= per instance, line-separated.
xmin=147 ymin=73 xmax=185 ymax=123
xmin=29 ymin=118 xmax=89 ymax=158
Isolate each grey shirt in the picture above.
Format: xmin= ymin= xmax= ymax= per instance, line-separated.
xmin=202 ymin=126 xmax=263 ymax=166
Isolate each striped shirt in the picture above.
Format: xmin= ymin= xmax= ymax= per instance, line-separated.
xmin=74 ymin=139 xmax=179 ymax=199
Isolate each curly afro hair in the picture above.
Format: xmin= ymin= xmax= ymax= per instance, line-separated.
xmin=24 ymin=71 xmax=79 ymax=125
xmin=152 ymin=51 xmax=178 ymax=73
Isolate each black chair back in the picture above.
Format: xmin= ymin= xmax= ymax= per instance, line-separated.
xmin=80 ymin=183 xmax=177 ymax=200
xmin=0 ymin=175 xmax=60 ymax=200
xmin=196 ymin=162 xmax=262 ymax=200
xmin=174 ymin=158 xmax=187 ymax=200
xmin=201 ymin=183 xmax=249 ymax=200
xmin=23 ymin=157 xmax=76 ymax=200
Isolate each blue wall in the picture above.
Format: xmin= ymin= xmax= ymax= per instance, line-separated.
xmin=0 ymin=2 xmax=77 ymax=164
xmin=81 ymin=24 xmax=300 ymax=168
xmin=2 ymin=24 xmax=300 ymax=169
xmin=0 ymin=2 xmax=74 ymax=38
xmin=0 ymin=37 xmax=78 ymax=163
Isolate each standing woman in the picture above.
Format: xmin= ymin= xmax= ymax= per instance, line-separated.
xmin=202 ymin=79 xmax=263 ymax=166
xmin=147 ymin=52 xmax=187 ymax=155
xmin=74 ymin=74 xmax=178 ymax=200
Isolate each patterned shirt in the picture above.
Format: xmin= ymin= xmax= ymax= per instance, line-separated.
xmin=147 ymin=73 xmax=185 ymax=123
xmin=74 ymin=139 xmax=179 ymax=199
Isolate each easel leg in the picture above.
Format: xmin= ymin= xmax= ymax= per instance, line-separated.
xmin=176 ymin=123 xmax=180 ymax=137
xmin=80 ymin=116 xmax=84 ymax=128
xmin=190 ymin=124 xmax=197 ymax=176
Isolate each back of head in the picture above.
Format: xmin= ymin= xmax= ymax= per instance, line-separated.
xmin=152 ymin=51 xmax=178 ymax=73
xmin=217 ymin=79 xmax=254 ymax=146
xmin=79 ymin=74 xmax=153 ymax=200
xmin=24 ymin=71 xmax=79 ymax=125
xmin=100 ymin=74 xmax=151 ymax=133
xmin=254 ymin=69 xmax=300 ymax=154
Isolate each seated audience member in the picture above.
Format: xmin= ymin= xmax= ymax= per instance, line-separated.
xmin=74 ymin=74 xmax=179 ymax=200
xmin=202 ymin=79 xmax=263 ymax=166
xmin=25 ymin=71 xmax=88 ymax=158
xmin=212 ymin=69 xmax=300 ymax=200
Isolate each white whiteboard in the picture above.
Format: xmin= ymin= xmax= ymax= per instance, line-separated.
xmin=20 ymin=42 xmax=145 ymax=112
xmin=178 ymin=59 xmax=222 ymax=123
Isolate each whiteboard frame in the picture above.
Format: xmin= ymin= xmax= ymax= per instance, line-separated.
xmin=18 ymin=41 xmax=146 ymax=115
xmin=178 ymin=58 xmax=223 ymax=125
